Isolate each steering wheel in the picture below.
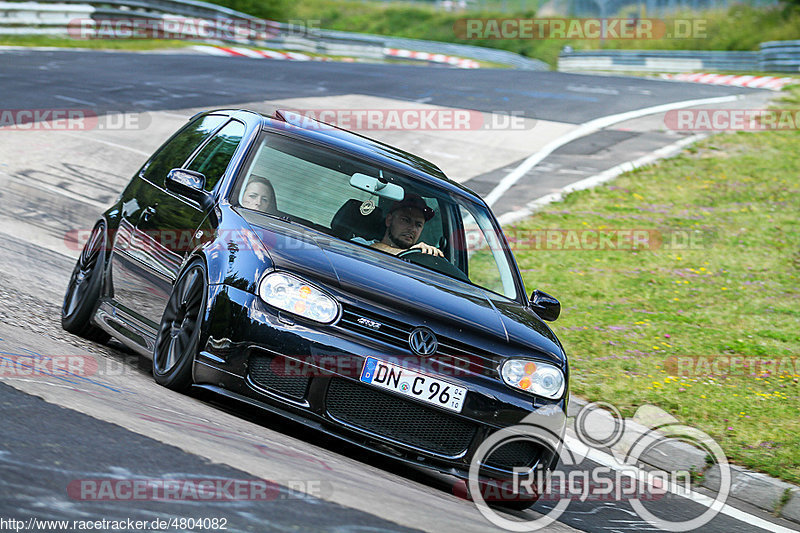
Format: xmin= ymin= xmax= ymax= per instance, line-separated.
xmin=397 ymin=248 xmax=423 ymax=261
xmin=395 ymin=248 xmax=470 ymax=283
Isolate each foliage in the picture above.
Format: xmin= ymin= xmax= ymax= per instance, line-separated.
xmin=271 ymin=0 xmax=800 ymax=66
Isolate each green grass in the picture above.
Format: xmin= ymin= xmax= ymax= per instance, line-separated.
xmin=0 ymin=35 xmax=192 ymax=50
xmin=502 ymin=86 xmax=800 ymax=483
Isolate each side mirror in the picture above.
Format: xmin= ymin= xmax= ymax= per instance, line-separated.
xmin=529 ymin=290 xmax=560 ymax=322
xmin=165 ymin=168 xmax=211 ymax=208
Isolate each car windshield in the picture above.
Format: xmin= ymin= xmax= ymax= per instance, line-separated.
xmin=233 ymin=131 xmax=520 ymax=301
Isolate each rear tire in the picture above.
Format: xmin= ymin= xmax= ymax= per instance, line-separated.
xmin=152 ymin=260 xmax=207 ymax=391
xmin=61 ymin=222 xmax=110 ymax=343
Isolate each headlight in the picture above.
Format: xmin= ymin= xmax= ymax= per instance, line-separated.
xmin=500 ymin=359 xmax=565 ymax=400
xmin=258 ymin=272 xmax=339 ymax=324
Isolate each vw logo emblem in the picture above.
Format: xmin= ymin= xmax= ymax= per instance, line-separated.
xmin=409 ymin=327 xmax=437 ymax=356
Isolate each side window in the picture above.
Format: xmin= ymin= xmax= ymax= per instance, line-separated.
xmin=140 ymin=115 xmax=227 ymax=185
xmin=186 ymin=120 xmax=246 ymax=191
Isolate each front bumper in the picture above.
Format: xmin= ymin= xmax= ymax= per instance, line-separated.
xmin=194 ymin=284 xmax=567 ymax=480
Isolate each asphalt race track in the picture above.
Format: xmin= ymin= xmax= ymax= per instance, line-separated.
xmin=0 ymin=49 xmax=796 ymax=533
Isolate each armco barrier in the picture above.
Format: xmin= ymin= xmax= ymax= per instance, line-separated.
xmin=760 ymin=40 xmax=800 ymax=72
xmin=0 ymin=0 xmax=548 ymax=69
xmin=558 ymin=49 xmax=762 ymax=72
xmin=318 ymin=29 xmax=548 ymax=70
xmin=0 ymin=1 xmax=93 ymax=34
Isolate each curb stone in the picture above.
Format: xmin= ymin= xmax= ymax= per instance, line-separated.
xmin=783 ymin=491 xmax=800 ymax=523
xmin=703 ymin=465 xmax=796 ymax=513
xmin=566 ymin=394 xmax=800 ymax=525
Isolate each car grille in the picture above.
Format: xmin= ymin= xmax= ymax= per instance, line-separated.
xmin=339 ymin=306 xmax=497 ymax=377
xmin=485 ymin=439 xmax=543 ymax=470
xmin=326 ymin=378 xmax=477 ymax=457
xmin=248 ymin=353 xmax=310 ymax=400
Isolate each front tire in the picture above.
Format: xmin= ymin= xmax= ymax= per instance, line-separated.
xmin=153 ymin=260 xmax=207 ymax=391
xmin=61 ymin=222 xmax=110 ymax=342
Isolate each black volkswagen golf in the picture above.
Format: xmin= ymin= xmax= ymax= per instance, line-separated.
xmin=62 ymin=109 xmax=568 ymax=506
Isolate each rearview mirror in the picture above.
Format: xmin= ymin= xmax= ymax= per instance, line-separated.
xmin=165 ymin=168 xmax=211 ymax=208
xmin=350 ymin=172 xmax=404 ymax=201
xmin=529 ymin=290 xmax=560 ymax=322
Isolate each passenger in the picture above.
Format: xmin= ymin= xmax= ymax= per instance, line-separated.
xmin=356 ymin=194 xmax=443 ymax=257
xmin=240 ymin=176 xmax=276 ymax=213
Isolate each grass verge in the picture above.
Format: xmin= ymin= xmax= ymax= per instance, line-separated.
xmin=0 ymin=35 xmax=192 ymax=50
xmin=506 ymin=86 xmax=800 ymax=484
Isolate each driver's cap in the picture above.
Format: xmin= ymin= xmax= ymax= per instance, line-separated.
xmin=389 ymin=193 xmax=434 ymax=221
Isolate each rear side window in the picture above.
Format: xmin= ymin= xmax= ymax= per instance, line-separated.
xmin=186 ymin=120 xmax=246 ymax=191
xmin=140 ymin=115 xmax=226 ymax=185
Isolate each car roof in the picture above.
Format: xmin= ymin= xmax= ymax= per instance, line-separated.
xmin=204 ymin=108 xmax=487 ymax=206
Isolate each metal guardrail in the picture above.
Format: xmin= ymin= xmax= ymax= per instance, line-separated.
xmin=0 ymin=1 xmax=92 ymax=34
xmin=559 ymin=46 xmax=800 ymax=73
xmin=760 ymin=40 xmax=800 ymax=72
xmin=558 ymin=49 xmax=763 ymax=72
xmin=318 ymin=29 xmax=548 ymax=70
xmin=0 ymin=0 xmax=548 ymax=69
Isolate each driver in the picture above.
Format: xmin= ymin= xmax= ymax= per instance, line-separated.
xmin=357 ymin=194 xmax=443 ymax=257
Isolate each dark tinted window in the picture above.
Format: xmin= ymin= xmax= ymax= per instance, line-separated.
xmin=186 ymin=120 xmax=245 ymax=191
xmin=140 ymin=115 xmax=226 ymax=185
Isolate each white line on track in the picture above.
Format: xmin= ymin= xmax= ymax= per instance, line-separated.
xmin=484 ymin=94 xmax=742 ymax=207
xmin=564 ymin=435 xmax=800 ymax=533
xmin=497 ymin=133 xmax=707 ymax=225
xmin=54 ymin=94 xmax=97 ymax=106
xmin=154 ymin=111 xmax=195 ymax=120
xmin=55 ymin=131 xmax=151 ymax=156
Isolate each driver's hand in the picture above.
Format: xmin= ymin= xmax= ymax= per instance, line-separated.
xmin=411 ymin=242 xmax=444 ymax=257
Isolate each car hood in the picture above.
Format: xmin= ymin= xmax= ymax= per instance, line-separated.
xmin=242 ymin=213 xmax=564 ymax=364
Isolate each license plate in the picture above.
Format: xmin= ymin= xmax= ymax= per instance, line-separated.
xmin=359 ymin=357 xmax=467 ymax=413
